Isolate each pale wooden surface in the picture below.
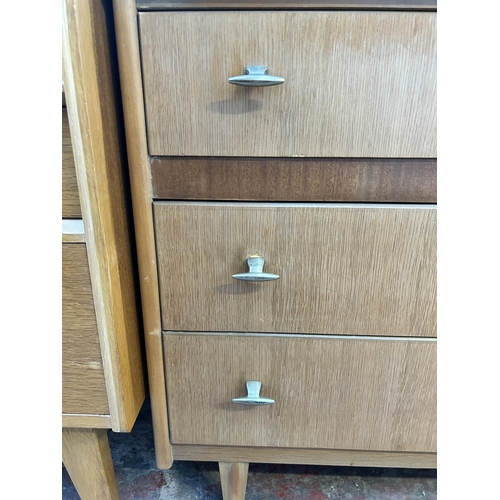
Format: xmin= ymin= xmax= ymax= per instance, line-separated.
xmin=151 ymin=157 xmax=437 ymax=203
xmin=154 ymin=203 xmax=436 ymax=337
xmin=63 ymin=0 xmax=145 ymax=432
xmin=62 ymin=244 xmax=109 ymax=415
xmin=164 ymin=333 xmax=436 ymax=452
xmin=219 ymin=462 xmax=249 ymax=500
xmin=62 ymin=108 xmax=81 ymax=218
xmin=62 ymin=428 xmax=119 ymax=500
xmin=138 ymin=0 xmax=437 ymax=9
xmin=62 ymin=233 xmax=86 ymax=243
xmin=62 ymin=414 xmax=112 ymax=428
xmin=174 ymin=445 xmax=437 ymax=469
xmin=140 ymin=11 xmax=436 ymax=157
xmin=112 ymin=0 xmax=173 ymax=466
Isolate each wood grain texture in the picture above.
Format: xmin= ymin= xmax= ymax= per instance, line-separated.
xmin=164 ymin=333 xmax=437 ymax=452
xmin=62 ymin=233 xmax=86 ymax=243
xmin=112 ymin=0 xmax=173 ymax=466
xmin=62 ymin=108 xmax=81 ymax=218
xmin=154 ymin=203 xmax=436 ymax=337
xmin=63 ymin=0 xmax=145 ymax=432
xmin=151 ymin=157 xmax=437 ymax=203
xmin=139 ymin=11 xmax=436 ymax=157
xmin=173 ymin=445 xmax=437 ymax=469
xmin=62 ymin=244 xmax=109 ymax=415
xmin=62 ymin=414 xmax=112 ymax=428
xmin=137 ymin=0 xmax=437 ymax=11
xmin=62 ymin=428 xmax=120 ymax=500
xmin=219 ymin=462 xmax=249 ymax=500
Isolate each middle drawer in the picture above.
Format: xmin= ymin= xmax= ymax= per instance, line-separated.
xmin=154 ymin=202 xmax=436 ymax=337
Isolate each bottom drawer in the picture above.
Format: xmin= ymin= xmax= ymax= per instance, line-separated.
xmin=164 ymin=333 xmax=436 ymax=453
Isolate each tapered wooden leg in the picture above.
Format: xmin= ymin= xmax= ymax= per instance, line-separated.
xmin=62 ymin=428 xmax=120 ymax=500
xmin=219 ymin=462 xmax=249 ymax=500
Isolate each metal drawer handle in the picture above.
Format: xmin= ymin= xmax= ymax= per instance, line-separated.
xmin=228 ymin=65 xmax=285 ymax=87
xmin=232 ymin=254 xmax=280 ymax=282
xmin=232 ymin=381 xmax=275 ymax=406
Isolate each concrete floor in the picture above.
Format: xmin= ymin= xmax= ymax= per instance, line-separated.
xmin=62 ymin=399 xmax=437 ymax=500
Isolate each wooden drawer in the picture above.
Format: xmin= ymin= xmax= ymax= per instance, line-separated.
xmin=62 ymin=108 xmax=81 ymax=218
xmin=62 ymin=243 xmax=108 ymax=415
xmin=154 ymin=202 xmax=436 ymax=337
xmin=139 ymin=11 xmax=436 ymax=157
xmin=164 ymin=333 xmax=436 ymax=452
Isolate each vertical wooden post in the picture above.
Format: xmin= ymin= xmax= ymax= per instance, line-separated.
xmin=62 ymin=429 xmax=120 ymax=500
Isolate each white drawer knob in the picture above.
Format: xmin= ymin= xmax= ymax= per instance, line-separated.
xmin=232 ymin=381 xmax=275 ymax=406
xmin=228 ymin=65 xmax=285 ymax=87
xmin=232 ymin=254 xmax=280 ymax=282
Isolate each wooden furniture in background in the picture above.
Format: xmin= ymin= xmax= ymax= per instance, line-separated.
xmin=112 ymin=1 xmax=437 ymax=498
xmin=62 ymin=0 xmax=145 ymax=497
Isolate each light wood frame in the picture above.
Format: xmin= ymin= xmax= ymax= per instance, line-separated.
xmin=112 ymin=0 xmax=173 ymax=467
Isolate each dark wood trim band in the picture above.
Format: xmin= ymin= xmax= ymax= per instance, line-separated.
xmin=151 ymin=157 xmax=436 ymax=203
xmin=137 ymin=1 xmax=436 ymax=12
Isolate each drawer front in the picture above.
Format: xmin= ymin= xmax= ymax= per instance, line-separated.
xmin=62 ymin=108 xmax=81 ymax=218
xmin=139 ymin=11 xmax=436 ymax=157
xmin=154 ymin=202 xmax=436 ymax=337
xmin=164 ymin=333 xmax=436 ymax=452
xmin=62 ymin=244 xmax=109 ymax=415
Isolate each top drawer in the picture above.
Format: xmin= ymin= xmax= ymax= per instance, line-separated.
xmin=139 ymin=11 xmax=436 ymax=158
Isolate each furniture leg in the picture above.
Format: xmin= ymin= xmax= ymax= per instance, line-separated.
xmin=219 ymin=462 xmax=249 ymax=500
xmin=62 ymin=428 xmax=120 ymax=500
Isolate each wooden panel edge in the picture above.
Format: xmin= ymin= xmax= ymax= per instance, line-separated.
xmin=63 ymin=0 xmax=145 ymax=433
xmin=112 ymin=0 xmax=173 ymax=465
xmin=137 ymin=1 xmax=437 ymax=11
xmin=62 ymin=414 xmax=112 ymax=429
xmin=62 ymin=233 xmax=86 ymax=243
xmin=172 ymin=445 xmax=437 ymax=469
xmin=162 ymin=331 xmax=437 ymax=342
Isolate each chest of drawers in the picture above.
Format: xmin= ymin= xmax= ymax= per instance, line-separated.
xmin=112 ymin=1 xmax=437 ymax=497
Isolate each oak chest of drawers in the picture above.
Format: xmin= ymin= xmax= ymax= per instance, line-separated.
xmin=112 ymin=1 xmax=437 ymax=497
